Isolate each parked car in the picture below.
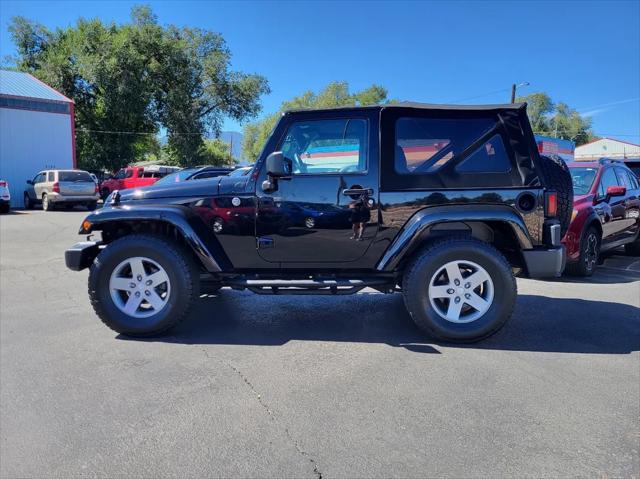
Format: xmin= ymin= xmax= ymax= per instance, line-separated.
xmin=65 ymin=102 xmax=570 ymax=342
xmin=24 ymin=170 xmax=99 ymax=211
xmin=152 ymin=166 xmax=233 ymax=187
xmin=564 ymin=159 xmax=640 ymax=276
xmin=0 ymin=180 xmax=10 ymax=213
xmin=99 ymin=165 xmax=180 ymax=199
xmin=228 ymin=166 xmax=253 ymax=177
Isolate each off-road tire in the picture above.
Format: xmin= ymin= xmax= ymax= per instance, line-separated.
xmin=538 ymin=154 xmax=573 ymax=237
xmin=402 ymin=237 xmax=517 ymax=342
xmin=88 ymin=234 xmax=200 ymax=336
xmin=566 ymin=226 xmax=601 ymax=276
xmin=23 ymin=193 xmax=33 ymax=210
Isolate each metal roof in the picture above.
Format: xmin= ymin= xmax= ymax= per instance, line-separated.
xmin=0 ymin=70 xmax=72 ymax=103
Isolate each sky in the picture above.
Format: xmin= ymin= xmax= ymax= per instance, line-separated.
xmin=1 ymin=0 xmax=639 ymax=143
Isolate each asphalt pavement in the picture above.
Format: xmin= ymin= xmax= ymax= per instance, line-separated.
xmin=1 ymin=209 xmax=639 ymax=478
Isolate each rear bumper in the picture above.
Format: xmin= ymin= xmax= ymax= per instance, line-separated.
xmin=65 ymin=241 xmax=101 ymax=271
xmin=50 ymin=193 xmax=99 ymax=203
xmin=522 ymin=245 xmax=566 ymax=278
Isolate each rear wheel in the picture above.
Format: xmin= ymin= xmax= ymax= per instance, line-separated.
xmin=0 ymin=204 xmax=9 ymax=214
xmin=566 ymin=226 xmax=600 ymax=276
xmin=402 ymin=237 xmax=516 ymax=342
xmin=88 ymin=234 xmax=200 ymax=336
xmin=624 ymin=237 xmax=640 ymax=256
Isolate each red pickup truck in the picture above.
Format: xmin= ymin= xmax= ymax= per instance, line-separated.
xmin=99 ymin=165 xmax=180 ymax=199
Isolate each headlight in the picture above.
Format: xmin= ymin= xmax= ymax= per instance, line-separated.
xmin=571 ymin=209 xmax=578 ymax=222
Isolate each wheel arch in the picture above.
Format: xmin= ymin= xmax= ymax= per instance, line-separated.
xmin=81 ymin=205 xmax=231 ymax=272
xmin=377 ymin=205 xmax=533 ymax=272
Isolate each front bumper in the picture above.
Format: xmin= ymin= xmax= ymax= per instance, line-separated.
xmin=65 ymin=241 xmax=101 ymax=271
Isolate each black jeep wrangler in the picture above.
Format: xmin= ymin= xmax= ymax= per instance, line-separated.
xmin=65 ymin=103 xmax=571 ymax=342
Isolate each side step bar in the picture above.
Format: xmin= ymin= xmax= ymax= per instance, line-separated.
xmin=223 ymin=278 xmax=395 ymax=295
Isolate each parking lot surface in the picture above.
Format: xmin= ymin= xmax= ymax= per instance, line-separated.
xmin=1 ymin=209 xmax=639 ymax=478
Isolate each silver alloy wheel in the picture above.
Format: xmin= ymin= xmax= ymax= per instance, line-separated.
xmin=109 ymin=256 xmax=171 ymax=318
xmin=42 ymin=194 xmax=49 ymax=210
xmin=428 ymin=260 xmax=494 ymax=323
xmin=213 ymin=218 xmax=223 ymax=233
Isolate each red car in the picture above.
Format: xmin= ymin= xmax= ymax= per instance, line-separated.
xmin=564 ymin=159 xmax=640 ymax=275
xmin=99 ymin=165 xmax=179 ymax=199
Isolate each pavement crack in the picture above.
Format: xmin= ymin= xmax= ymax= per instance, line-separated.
xmin=201 ymin=348 xmax=322 ymax=479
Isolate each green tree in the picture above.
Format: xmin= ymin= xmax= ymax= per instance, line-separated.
xmin=242 ymin=81 xmax=390 ymax=161
xmin=198 ymin=138 xmax=237 ymax=167
xmin=516 ymin=92 xmax=595 ymax=146
xmin=7 ymin=6 xmax=269 ymax=171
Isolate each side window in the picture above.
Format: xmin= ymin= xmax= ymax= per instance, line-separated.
xmin=279 ymin=118 xmax=368 ymax=174
xmin=47 ymin=172 xmax=55 ymax=182
xmin=137 ymin=169 xmax=144 ymax=178
xmin=395 ymin=117 xmax=494 ymax=174
xmin=598 ymin=167 xmax=619 ymax=197
xmin=114 ymin=169 xmax=126 ymax=180
xmin=34 ymin=173 xmax=45 ymax=184
xmin=455 ymin=135 xmax=511 ymax=173
xmin=193 ymin=172 xmax=217 ymax=180
xmin=124 ymin=170 xmax=134 ymax=179
xmin=616 ymin=168 xmax=635 ymax=190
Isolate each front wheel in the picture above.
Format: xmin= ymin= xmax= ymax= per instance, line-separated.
xmin=565 ymin=226 xmax=600 ymax=276
xmin=402 ymin=238 xmax=517 ymax=342
xmin=88 ymin=234 xmax=200 ymax=336
xmin=24 ymin=193 xmax=33 ymax=210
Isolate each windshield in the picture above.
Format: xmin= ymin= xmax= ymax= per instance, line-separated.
xmin=154 ymin=169 xmax=196 ymax=185
xmin=229 ymin=167 xmax=252 ymax=177
xmin=59 ymin=171 xmax=93 ymax=182
xmin=569 ymin=167 xmax=598 ymax=195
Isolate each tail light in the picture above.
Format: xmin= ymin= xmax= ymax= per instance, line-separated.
xmin=52 ymin=182 xmax=60 ymax=193
xmin=94 ymin=183 xmax=99 ymax=194
xmin=545 ymin=191 xmax=558 ymax=217
xmin=0 ymin=181 xmax=6 ymax=187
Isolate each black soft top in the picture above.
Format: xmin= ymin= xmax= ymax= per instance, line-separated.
xmin=284 ymin=101 xmax=526 ymax=115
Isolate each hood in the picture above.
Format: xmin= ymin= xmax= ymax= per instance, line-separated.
xmin=119 ymin=177 xmax=222 ymax=201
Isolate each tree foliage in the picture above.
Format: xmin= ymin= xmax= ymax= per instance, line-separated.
xmin=198 ymin=138 xmax=237 ymax=167
xmin=516 ymin=92 xmax=595 ymax=146
xmin=7 ymin=5 xmax=269 ymax=171
xmin=242 ymin=81 xmax=390 ymax=161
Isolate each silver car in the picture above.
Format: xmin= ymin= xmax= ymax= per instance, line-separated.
xmin=24 ymin=170 xmax=99 ymax=211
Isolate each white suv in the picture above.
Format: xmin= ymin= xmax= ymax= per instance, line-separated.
xmin=0 ymin=179 xmax=10 ymax=213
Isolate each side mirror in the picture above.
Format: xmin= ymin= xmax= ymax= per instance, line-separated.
xmin=606 ymin=185 xmax=626 ymax=198
xmin=266 ymin=151 xmax=291 ymax=178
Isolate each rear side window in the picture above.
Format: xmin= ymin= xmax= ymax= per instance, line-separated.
xmin=394 ymin=117 xmax=494 ymax=174
xmin=47 ymin=172 xmax=55 ymax=182
xmin=125 ymin=170 xmax=134 ymax=179
xmin=59 ymin=171 xmax=92 ymax=182
xmin=455 ymin=135 xmax=511 ymax=173
xmin=616 ymin=168 xmax=637 ymax=190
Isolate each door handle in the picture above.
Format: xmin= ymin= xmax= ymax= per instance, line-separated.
xmin=342 ymin=188 xmax=373 ymax=196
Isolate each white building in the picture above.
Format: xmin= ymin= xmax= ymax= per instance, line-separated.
xmin=575 ymin=137 xmax=640 ymax=160
xmin=0 ymin=70 xmax=75 ymax=207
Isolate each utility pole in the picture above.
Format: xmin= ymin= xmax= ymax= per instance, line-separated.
xmin=510 ymin=84 xmax=517 ymax=103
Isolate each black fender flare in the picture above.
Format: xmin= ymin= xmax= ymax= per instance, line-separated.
xmin=80 ymin=205 xmax=230 ymax=272
xmin=376 ymin=204 xmax=534 ymax=271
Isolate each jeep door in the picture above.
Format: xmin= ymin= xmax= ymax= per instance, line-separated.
xmin=256 ymin=110 xmax=379 ymax=264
